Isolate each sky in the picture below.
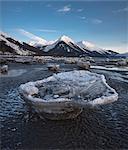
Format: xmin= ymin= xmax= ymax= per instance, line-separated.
xmin=0 ymin=0 xmax=128 ymax=53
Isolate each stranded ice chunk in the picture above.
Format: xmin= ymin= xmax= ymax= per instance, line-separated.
xmin=19 ymin=70 xmax=118 ymax=120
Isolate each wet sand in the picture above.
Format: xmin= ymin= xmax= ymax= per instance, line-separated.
xmin=0 ymin=63 xmax=128 ymax=150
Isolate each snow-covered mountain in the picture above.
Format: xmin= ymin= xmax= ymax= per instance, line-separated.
xmin=116 ymin=52 xmax=128 ymax=58
xmin=29 ymin=39 xmax=55 ymax=48
xmin=0 ymin=31 xmax=118 ymax=57
xmin=29 ymin=40 xmax=47 ymax=47
xmin=0 ymin=32 xmax=44 ymax=55
xmin=77 ymin=41 xmax=103 ymax=52
xmin=36 ymin=37 xmax=117 ymax=57
xmin=39 ymin=35 xmax=88 ymax=56
xmin=77 ymin=41 xmax=117 ymax=56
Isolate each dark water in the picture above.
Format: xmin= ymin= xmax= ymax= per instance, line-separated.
xmin=0 ymin=63 xmax=128 ymax=150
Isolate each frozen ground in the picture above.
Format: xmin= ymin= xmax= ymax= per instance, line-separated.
xmin=0 ymin=62 xmax=128 ymax=149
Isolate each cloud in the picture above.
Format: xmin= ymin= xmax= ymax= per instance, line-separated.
xmin=78 ymin=16 xmax=102 ymax=24
xmin=57 ymin=5 xmax=71 ymax=13
xmin=91 ymin=19 xmax=103 ymax=24
xmin=113 ymin=7 xmax=128 ymax=13
xmin=34 ymin=29 xmax=57 ymax=33
xmin=79 ymin=16 xmax=86 ymax=20
xmin=17 ymin=29 xmax=46 ymax=42
xmin=77 ymin=9 xmax=83 ymax=12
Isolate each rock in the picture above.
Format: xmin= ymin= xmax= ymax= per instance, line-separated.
xmin=77 ymin=61 xmax=90 ymax=70
xmin=89 ymin=57 xmax=95 ymax=63
xmin=64 ymin=59 xmax=76 ymax=64
xmin=0 ymin=58 xmax=7 ymax=64
xmin=0 ymin=65 xmax=8 ymax=74
xmin=11 ymin=128 xmax=17 ymax=132
xmin=116 ymin=59 xmax=128 ymax=66
xmin=34 ymin=56 xmax=45 ymax=63
xmin=47 ymin=64 xmax=60 ymax=72
xmin=53 ymin=95 xmax=59 ymax=99
xmin=19 ymin=70 xmax=118 ymax=120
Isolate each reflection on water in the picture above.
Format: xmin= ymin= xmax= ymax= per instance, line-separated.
xmin=0 ymin=69 xmax=27 ymax=77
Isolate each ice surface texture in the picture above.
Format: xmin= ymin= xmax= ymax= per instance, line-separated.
xmin=19 ymin=70 xmax=118 ymax=120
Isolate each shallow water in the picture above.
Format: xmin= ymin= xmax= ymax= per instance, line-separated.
xmin=0 ymin=63 xmax=128 ymax=149
xmin=0 ymin=69 xmax=27 ymax=77
xmin=92 ymin=69 xmax=128 ymax=83
xmin=0 ymin=88 xmax=25 ymax=123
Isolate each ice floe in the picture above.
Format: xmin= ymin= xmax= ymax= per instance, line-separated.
xmin=19 ymin=70 xmax=118 ymax=120
xmin=91 ymin=65 xmax=128 ymax=72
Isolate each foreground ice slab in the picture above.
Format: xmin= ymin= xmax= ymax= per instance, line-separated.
xmin=19 ymin=70 xmax=118 ymax=120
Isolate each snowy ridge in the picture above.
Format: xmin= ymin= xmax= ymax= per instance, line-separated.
xmin=43 ymin=35 xmax=84 ymax=52
xmin=58 ymin=35 xmax=75 ymax=44
xmin=0 ymin=32 xmax=35 ymax=55
xmin=29 ymin=40 xmax=47 ymax=47
xmin=117 ymin=52 xmax=128 ymax=58
xmin=29 ymin=38 xmax=47 ymax=47
xmin=0 ymin=31 xmax=22 ymax=43
xmin=77 ymin=41 xmax=108 ymax=54
xmin=33 ymin=35 xmax=116 ymax=56
xmin=29 ymin=37 xmax=55 ymax=48
xmin=43 ymin=35 xmax=75 ymax=52
xmin=29 ymin=35 xmax=76 ymax=51
xmin=11 ymin=30 xmax=117 ymax=56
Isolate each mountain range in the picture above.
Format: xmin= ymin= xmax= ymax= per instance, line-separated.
xmin=0 ymin=32 xmax=118 ymax=57
xmin=116 ymin=52 xmax=128 ymax=58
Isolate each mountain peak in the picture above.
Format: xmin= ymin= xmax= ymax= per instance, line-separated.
xmin=78 ymin=41 xmax=95 ymax=48
xmin=29 ymin=37 xmax=47 ymax=47
xmin=77 ymin=40 xmax=108 ymax=54
xmin=59 ymin=35 xmax=74 ymax=44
